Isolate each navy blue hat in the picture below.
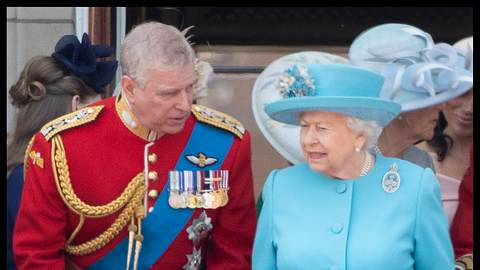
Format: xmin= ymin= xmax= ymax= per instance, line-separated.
xmin=51 ymin=32 xmax=118 ymax=93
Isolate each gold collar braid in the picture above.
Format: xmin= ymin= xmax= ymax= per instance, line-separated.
xmin=51 ymin=135 xmax=146 ymax=256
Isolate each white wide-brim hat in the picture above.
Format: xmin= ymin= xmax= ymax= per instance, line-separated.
xmin=252 ymin=51 xmax=349 ymax=164
xmin=349 ymin=23 xmax=473 ymax=112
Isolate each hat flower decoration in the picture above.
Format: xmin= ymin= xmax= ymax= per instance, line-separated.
xmin=349 ymin=23 xmax=473 ymax=112
xmin=278 ymin=65 xmax=316 ymax=98
xmin=252 ymin=51 xmax=350 ymax=164
xmin=51 ymin=32 xmax=118 ymax=93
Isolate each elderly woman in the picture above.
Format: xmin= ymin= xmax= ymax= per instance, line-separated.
xmin=252 ymin=60 xmax=454 ymax=269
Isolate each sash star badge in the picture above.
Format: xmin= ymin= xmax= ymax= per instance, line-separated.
xmin=186 ymin=211 xmax=213 ymax=244
xmin=183 ymin=247 xmax=202 ymax=270
xmin=185 ymin=152 xmax=217 ymax=168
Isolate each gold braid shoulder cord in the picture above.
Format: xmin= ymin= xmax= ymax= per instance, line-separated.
xmin=51 ymin=135 xmax=146 ymax=258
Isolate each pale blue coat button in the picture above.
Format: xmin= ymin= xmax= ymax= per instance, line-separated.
xmin=331 ymin=223 xmax=344 ymax=234
xmin=336 ymin=183 xmax=347 ymax=194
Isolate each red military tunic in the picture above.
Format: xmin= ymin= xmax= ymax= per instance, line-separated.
xmin=13 ymin=95 xmax=257 ymax=269
xmin=450 ymin=145 xmax=473 ymax=269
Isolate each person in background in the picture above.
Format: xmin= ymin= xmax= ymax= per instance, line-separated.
xmin=417 ymin=36 xmax=473 ymax=225
xmin=252 ymin=55 xmax=453 ymax=269
xmin=450 ymin=145 xmax=473 ymax=270
xmin=6 ymin=33 xmax=117 ymax=270
xmin=13 ymin=22 xmax=257 ymax=270
xmin=348 ymin=24 xmax=473 ymax=172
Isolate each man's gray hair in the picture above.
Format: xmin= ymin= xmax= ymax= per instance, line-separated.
xmin=120 ymin=22 xmax=196 ymax=86
xmin=346 ymin=116 xmax=383 ymax=150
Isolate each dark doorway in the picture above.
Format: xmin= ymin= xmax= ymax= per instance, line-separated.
xmin=126 ymin=7 xmax=473 ymax=45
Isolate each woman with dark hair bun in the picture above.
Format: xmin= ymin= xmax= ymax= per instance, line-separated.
xmin=6 ymin=33 xmax=117 ymax=270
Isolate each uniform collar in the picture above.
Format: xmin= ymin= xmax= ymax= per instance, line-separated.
xmin=115 ymin=92 xmax=158 ymax=142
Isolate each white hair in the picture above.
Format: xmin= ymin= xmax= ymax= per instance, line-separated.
xmin=346 ymin=116 xmax=383 ymax=151
xmin=120 ymin=22 xmax=196 ymax=86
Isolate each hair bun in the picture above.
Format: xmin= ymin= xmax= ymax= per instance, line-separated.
xmin=9 ymin=79 xmax=47 ymax=107
xmin=27 ymin=81 xmax=47 ymax=101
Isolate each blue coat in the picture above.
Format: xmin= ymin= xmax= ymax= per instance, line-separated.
xmin=7 ymin=164 xmax=24 ymax=270
xmin=253 ymin=154 xmax=453 ymax=270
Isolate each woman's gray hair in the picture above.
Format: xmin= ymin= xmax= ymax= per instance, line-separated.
xmin=346 ymin=116 xmax=383 ymax=151
xmin=120 ymin=22 xmax=196 ymax=87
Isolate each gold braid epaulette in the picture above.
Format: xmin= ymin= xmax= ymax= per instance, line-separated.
xmin=51 ymin=135 xmax=146 ymax=256
xmin=191 ymin=104 xmax=245 ymax=139
xmin=41 ymin=106 xmax=104 ymax=141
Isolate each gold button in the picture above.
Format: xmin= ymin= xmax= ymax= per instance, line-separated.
xmin=148 ymin=206 xmax=154 ymax=213
xmin=148 ymin=171 xmax=158 ymax=181
xmin=148 ymin=189 xmax=158 ymax=198
xmin=148 ymin=153 xmax=157 ymax=163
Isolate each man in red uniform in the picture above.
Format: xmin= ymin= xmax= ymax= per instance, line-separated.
xmin=13 ymin=22 xmax=257 ymax=270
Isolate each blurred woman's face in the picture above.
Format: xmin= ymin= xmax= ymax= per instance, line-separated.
xmin=300 ymin=111 xmax=364 ymax=177
xmin=400 ymin=104 xmax=441 ymax=141
xmin=442 ymin=89 xmax=473 ymax=138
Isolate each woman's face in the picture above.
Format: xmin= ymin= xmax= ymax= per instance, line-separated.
xmin=442 ymin=89 xmax=473 ymax=137
xmin=300 ymin=111 xmax=364 ymax=176
xmin=401 ymin=104 xmax=441 ymax=141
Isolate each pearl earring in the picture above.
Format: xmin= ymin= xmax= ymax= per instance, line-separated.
xmin=355 ymin=147 xmax=360 ymax=152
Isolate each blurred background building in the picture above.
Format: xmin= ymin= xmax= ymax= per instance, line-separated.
xmin=7 ymin=7 xmax=473 ymax=199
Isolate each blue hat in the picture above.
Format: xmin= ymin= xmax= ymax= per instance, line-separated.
xmin=252 ymin=51 xmax=349 ymax=164
xmin=264 ymin=63 xmax=401 ymax=128
xmin=349 ymin=23 xmax=473 ymax=112
xmin=51 ymin=32 xmax=118 ymax=93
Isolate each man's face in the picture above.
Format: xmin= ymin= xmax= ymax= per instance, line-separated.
xmin=127 ymin=64 xmax=198 ymax=137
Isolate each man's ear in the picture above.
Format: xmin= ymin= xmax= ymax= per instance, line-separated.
xmin=121 ymin=75 xmax=136 ymax=104
xmin=71 ymin=95 xmax=81 ymax=112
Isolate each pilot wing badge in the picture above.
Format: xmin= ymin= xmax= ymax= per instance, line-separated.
xmin=185 ymin=152 xmax=218 ymax=168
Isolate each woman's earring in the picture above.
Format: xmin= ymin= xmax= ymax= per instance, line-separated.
xmin=355 ymin=146 xmax=361 ymax=152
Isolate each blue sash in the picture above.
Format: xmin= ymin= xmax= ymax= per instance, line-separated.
xmin=88 ymin=122 xmax=234 ymax=269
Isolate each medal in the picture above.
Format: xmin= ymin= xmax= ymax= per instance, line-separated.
xmin=212 ymin=172 xmax=222 ymax=209
xmin=184 ymin=171 xmax=197 ymax=208
xmin=194 ymin=171 xmax=204 ymax=208
xmin=202 ymin=192 xmax=214 ymax=209
xmin=220 ymin=170 xmax=229 ymax=206
xmin=169 ymin=171 xmax=180 ymax=208
xmin=174 ymin=192 xmax=187 ymax=208
xmin=212 ymin=190 xmax=222 ymax=209
xmin=179 ymin=172 xmax=189 ymax=208
xmin=169 ymin=192 xmax=178 ymax=209
xmin=220 ymin=190 xmax=229 ymax=207
xmin=178 ymin=192 xmax=187 ymax=208
xmin=187 ymin=193 xmax=197 ymax=208
xmin=382 ymin=163 xmax=401 ymax=193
